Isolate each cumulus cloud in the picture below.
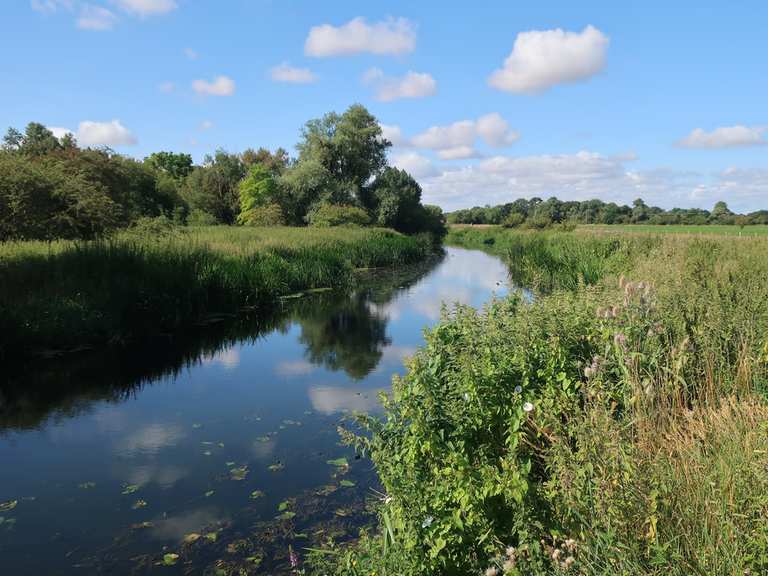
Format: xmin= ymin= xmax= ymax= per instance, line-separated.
xmin=192 ymin=75 xmax=236 ymax=96
xmin=47 ymin=126 xmax=73 ymax=139
xmin=305 ymin=17 xmax=416 ymax=57
xmin=270 ymin=62 xmax=318 ymax=84
xmin=112 ymin=0 xmax=177 ymax=16
xmin=77 ymin=119 xmax=137 ymax=146
xmin=676 ymin=125 xmax=767 ymax=149
xmin=77 ymin=4 xmax=117 ymax=30
xmin=489 ymin=25 xmax=609 ymax=94
xmin=363 ymin=68 xmax=436 ymax=102
xmin=406 ymin=113 xmax=519 ymax=154
xmin=390 ymin=152 xmax=437 ymax=178
xmin=380 ymin=124 xmax=405 ymax=146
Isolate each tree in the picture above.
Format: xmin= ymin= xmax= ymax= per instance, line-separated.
xmin=145 ymin=152 xmax=193 ymax=180
xmin=711 ymin=201 xmax=734 ymax=223
xmin=3 ymin=123 xmax=62 ymax=156
xmin=237 ymin=164 xmax=281 ymax=225
xmin=241 ymin=147 xmax=290 ymax=175
xmin=368 ymin=167 xmax=423 ymax=232
xmin=182 ymin=150 xmax=245 ymax=224
xmin=631 ymin=198 xmax=649 ymax=223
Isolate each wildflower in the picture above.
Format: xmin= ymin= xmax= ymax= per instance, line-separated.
xmin=485 ymin=567 xmax=499 ymax=576
xmin=421 ymin=516 xmax=433 ymax=528
xmin=564 ymin=555 xmax=575 ymax=569
xmin=523 ymin=402 xmax=534 ymax=413
xmin=463 ymin=392 xmax=470 ymax=401
xmin=505 ymin=546 xmax=516 ymax=558
xmin=552 ymin=548 xmax=561 ymax=561
xmin=502 ymin=558 xmax=516 ymax=573
xmin=614 ymin=332 xmax=627 ymax=350
xmin=514 ymin=385 xmax=522 ymax=394
xmin=583 ymin=366 xmax=594 ymax=378
xmin=288 ymin=545 xmax=299 ymax=569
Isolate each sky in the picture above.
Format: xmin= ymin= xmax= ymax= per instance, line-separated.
xmin=3 ymin=0 xmax=768 ymax=212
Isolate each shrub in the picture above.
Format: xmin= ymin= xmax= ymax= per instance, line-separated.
xmin=306 ymin=204 xmax=371 ymax=227
xmin=238 ymin=203 xmax=285 ymax=226
xmin=502 ymin=212 xmax=526 ymax=228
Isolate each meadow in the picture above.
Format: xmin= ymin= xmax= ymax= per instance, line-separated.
xmin=580 ymin=223 xmax=768 ymax=236
xmin=0 ymin=225 xmax=434 ymax=361
xmin=310 ymin=226 xmax=768 ymax=575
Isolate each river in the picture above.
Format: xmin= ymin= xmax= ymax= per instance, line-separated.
xmin=0 ymin=246 xmax=510 ymax=574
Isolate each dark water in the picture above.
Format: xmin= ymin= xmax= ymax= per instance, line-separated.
xmin=0 ymin=247 xmax=510 ymax=575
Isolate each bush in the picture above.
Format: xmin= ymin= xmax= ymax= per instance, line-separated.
xmin=187 ymin=208 xmax=218 ymax=226
xmin=502 ymin=212 xmax=526 ymax=228
xmin=306 ymin=203 xmax=371 ymax=227
xmin=238 ymin=203 xmax=285 ymax=226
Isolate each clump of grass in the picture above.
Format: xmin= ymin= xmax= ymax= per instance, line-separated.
xmin=0 ymin=226 xmax=435 ymax=360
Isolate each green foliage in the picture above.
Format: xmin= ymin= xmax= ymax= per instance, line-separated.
xmin=237 ymin=164 xmax=281 ymax=225
xmin=306 ymin=203 xmax=371 ymax=227
xmin=182 ymin=150 xmax=246 ymax=224
xmin=368 ymin=167 xmax=422 ymax=232
xmin=144 ymin=151 xmax=193 ymax=180
xmin=313 ymin=231 xmax=768 ymax=576
xmin=502 ymin=213 xmax=526 ymax=228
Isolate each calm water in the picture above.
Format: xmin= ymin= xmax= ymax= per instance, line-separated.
xmin=0 ymin=247 xmax=510 ymax=574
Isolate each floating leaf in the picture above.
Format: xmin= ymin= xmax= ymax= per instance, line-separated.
xmin=204 ymin=490 xmax=215 ymax=498
xmin=78 ymin=482 xmax=96 ymax=490
xmin=255 ymin=436 xmax=270 ymax=443
xmin=303 ymin=410 xmax=313 ymax=415
xmin=267 ymin=463 xmax=284 ymax=472
xmin=275 ymin=511 xmax=296 ymax=521
xmin=335 ymin=508 xmax=351 ymax=517
xmin=277 ymin=500 xmax=290 ymax=511
xmin=132 ymin=499 xmax=148 ymax=510
xmin=230 ymin=466 xmax=249 ymax=481
xmin=183 ymin=533 xmax=201 ymax=544
xmin=162 ymin=553 xmax=179 ymax=566
xmin=294 ymin=533 xmax=308 ymax=539
xmin=217 ymin=442 xmax=225 ymax=448
xmin=326 ymin=458 xmax=349 ymax=468
xmin=315 ymin=484 xmax=338 ymax=496
xmin=245 ymin=556 xmax=263 ymax=566
xmin=225 ymin=461 xmax=235 ymax=467
xmin=339 ymin=480 xmax=356 ymax=487
xmin=205 ymin=532 xmax=218 ymax=542
xmin=122 ymin=484 xmax=140 ymax=495
xmin=201 ymin=441 xmax=214 ymax=446
xmin=0 ymin=500 xmax=17 ymax=512
xmin=131 ymin=521 xmax=154 ymax=529
xmin=192 ymin=423 xmax=202 ymax=429
xmin=250 ymin=490 xmax=265 ymax=500
xmin=202 ymin=450 xmax=212 ymax=456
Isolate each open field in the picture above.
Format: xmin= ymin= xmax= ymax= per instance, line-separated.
xmin=0 ymin=226 xmax=434 ymax=360
xmin=311 ymin=227 xmax=768 ymax=575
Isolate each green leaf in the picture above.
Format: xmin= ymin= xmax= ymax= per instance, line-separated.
xmin=277 ymin=500 xmax=290 ymax=511
xmin=204 ymin=490 xmax=215 ymax=498
xmin=339 ymin=480 xmax=356 ymax=487
xmin=275 ymin=511 xmax=296 ymax=520
xmin=326 ymin=457 xmax=349 ymax=468
xmin=268 ymin=463 xmax=284 ymax=472
xmin=250 ymin=490 xmax=265 ymax=499
xmin=121 ymin=485 xmax=139 ymax=495
xmin=0 ymin=500 xmax=17 ymax=512
xmin=162 ymin=553 xmax=179 ymax=566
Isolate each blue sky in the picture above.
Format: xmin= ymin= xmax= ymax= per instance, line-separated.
xmin=3 ymin=0 xmax=767 ymax=211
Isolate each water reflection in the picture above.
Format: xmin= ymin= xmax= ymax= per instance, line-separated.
xmin=0 ymin=247 xmax=513 ymax=575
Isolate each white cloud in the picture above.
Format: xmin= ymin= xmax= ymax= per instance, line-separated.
xmin=31 ymin=0 xmax=72 ymax=14
xmin=408 ymin=114 xmax=519 ymax=153
xmin=192 ymin=75 xmax=236 ymax=96
xmin=184 ymin=47 xmax=198 ymax=60
xmin=677 ymin=125 xmax=767 ymax=149
xmin=77 ymin=4 xmax=117 ymax=30
xmin=48 ymin=126 xmax=73 ymax=139
xmin=489 ymin=25 xmax=609 ymax=94
xmin=390 ymin=152 xmax=437 ymax=178
xmin=380 ymin=124 xmax=405 ymax=146
xmin=364 ymin=69 xmax=436 ymax=102
xmin=274 ymin=360 xmax=315 ymax=377
xmin=112 ymin=0 xmax=177 ymax=16
xmin=438 ymin=146 xmax=481 ymax=160
xmin=199 ymin=120 xmax=214 ymax=130
xmin=305 ymin=17 xmax=416 ymax=57
xmin=270 ymin=62 xmax=318 ymax=84
xmin=202 ymin=347 xmax=239 ymax=369
xmin=158 ymin=81 xmax=175 ymax=93
xmin=70 ymin=119 xmax=136 ymax=146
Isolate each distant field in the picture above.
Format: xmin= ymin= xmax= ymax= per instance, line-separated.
xmin=580 ymin=224 xmax=768 ymax=236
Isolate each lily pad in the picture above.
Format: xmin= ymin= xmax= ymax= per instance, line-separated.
xmin=275 ymin=511 xmax=296 ymax=521
xmin=0 ymin=500 xmax=17 ymax=513
xmin=204 ymin=490 xmax=215 ymax=498
xmin=267 ymin=462 xmax=284 ymax=472
xmin=326 ymin=457 xmax=349 ymax=468
xmin=255 ymin=436 xmax=271 ymax=443
xmin=202 ymin=450 xmax=212 ymax=456
xmin=132 ymin=499 xmax=148 ymax=509
xmin=183 ymin=533 xmax=201 ymax=544
xmin=339 ymin=480 xmax=356 ymax=487
xmin=131 ymin=521 xmax=154 ymax=529
xmin=192 ymin=423 xmax=202 ymax=429
xmin=78 ymin=482 xmax=96 ymax=489
xmin=315 ymin=484 xmax=338 ymax=496
xmin=225 ymin=461 xmax=235 ymax=467
xmin=205 ymin=532 xmax=218 ymax=542
xmin=122 ymin=484 xmax=140 ymax=495
xmin=250 ymin=490 xmax=265 ymax=500
xmin=277 ymin=500 xmax=290 ymax=512
xmin=162 ymin=553 xmax=179 ymax=566
xmin=230 ymin=466 xmax=249 ymax=481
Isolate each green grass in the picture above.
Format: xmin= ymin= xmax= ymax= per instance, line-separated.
xmin=0 ymin=226 xmax=435 ymax=360
xmin=580 ymin=223 xmax=768 ymax=236
xmin=312 ymin=229 xmax=768 ymax=576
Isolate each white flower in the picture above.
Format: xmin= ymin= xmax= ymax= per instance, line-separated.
xmin=421 ymin=516 xmax=434 ymax=528
xmin=523 ymin=402 xmax=534 ymax=413
xmin=514 ymin=385 xmax=522 ymax=394
xmin=463 ymin=392 xmax=470 ymax=401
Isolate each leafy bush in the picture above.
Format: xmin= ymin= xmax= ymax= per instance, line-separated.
xmin=502 ymin=212 xmax=526 ymax=228
xmin=238 ymin=203 xmax=285 ymax=226
xmin=306 ymin=204 xmax=371 ymax=227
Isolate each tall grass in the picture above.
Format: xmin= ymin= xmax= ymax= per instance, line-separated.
xmin=0 ymin=226 xmax=435 ymax=360
xmin=312 ymin=229 xmax=768 ymax=576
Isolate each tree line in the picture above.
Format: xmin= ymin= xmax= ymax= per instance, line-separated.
xmin=447 ymin=197 xmax=768 ymax=228
xmin=0 ymin=105 xmax=445 ymax=241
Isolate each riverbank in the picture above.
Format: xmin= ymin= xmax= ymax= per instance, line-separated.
xmin=0 ymin=226 xmax=436 ymax=362
xmin=311 ymin=227 xmax=768 ymax=575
